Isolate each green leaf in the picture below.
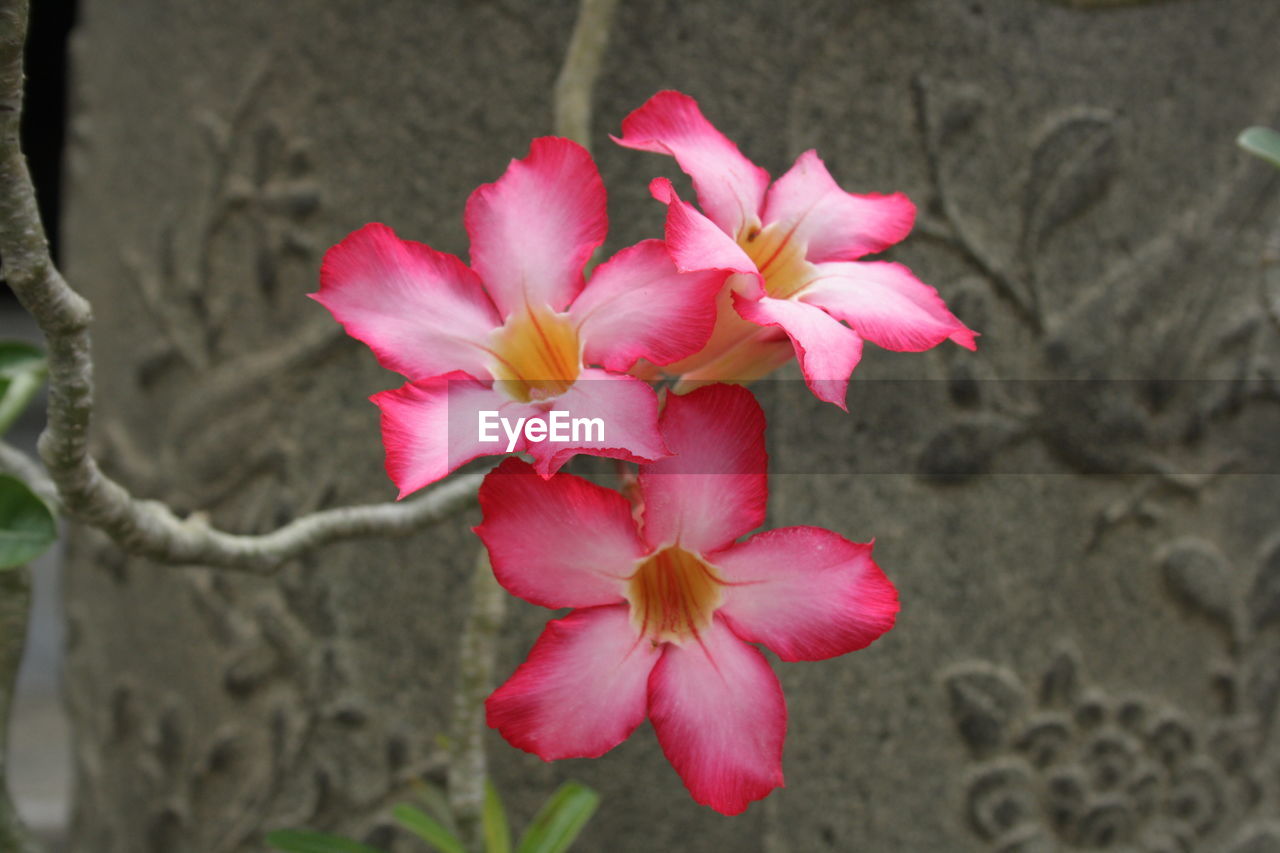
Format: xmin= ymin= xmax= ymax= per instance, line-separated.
xmin=484 ymin=780 xmax=512 ymax=853
xmin=0 ymin=475 xmax=56 ymax=569
xmin=0 ymin=341 xmax=47 ymax=436
xmin=391 ymin=804 xmax=467 ymax=853
xmin=409 ymin=780 xmax=458 ymax=834
xmin=1239 ymin=126 xmax=1280 ymax=169
xmin=516 ymin=783 xmax=600 ymax=853
xmin=264 ymin=829 xmax=386 ymax=853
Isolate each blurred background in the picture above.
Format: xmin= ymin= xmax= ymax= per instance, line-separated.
xmin=8 ymin=0 xmax=76 ymax=846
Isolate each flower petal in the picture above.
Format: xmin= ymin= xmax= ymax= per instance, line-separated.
xmin=712 ymin=527 xmax=898 ymax=662
xmin=799 ymin=261 xmax=978 ymax=352
xmin=475 ymin=458 xmax=641 ymax=609
xmin=762 ymin=150 xmax=916 ymax=262
xmin=465 ymin=137 xmax=607 ymax=316
xmin=370 ymin=373 xmax=538 ymax=498
xmin=647 ymin=617 xmax=786 ymax=815
xmin=487 ymin=605 xmax=659 ymax=760
xmin=733 ymin=294 xmax=863 ymax=409
xmin=312 ymin=223 xmax=501 ymax=380
xmin=570 ymin=240 xmax=726 ymax=372
xmin=653 ymin=180 xmax=761 ymax=286
xmin=638 ymin=384 xmax=767 ymax=553
xmin=523 ymin=369 xmax=669 ymax=477
xmin=615 ymin=91 xmax=770 ymax=238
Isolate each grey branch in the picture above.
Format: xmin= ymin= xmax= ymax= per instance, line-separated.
xmin=552 ymin=0 xmax=619 ymax=149
xmin=447 ymin=549 xmax=508 ymax=852
xmin=1049 ymin=0 xmax=1176 ymax=7
xmin=0 ymin=0 xmax=480 ymax=574
xmin=445 ymin=1 xmax=618 ymax=848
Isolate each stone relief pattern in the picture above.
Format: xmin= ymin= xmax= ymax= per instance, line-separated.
xmin=110 ymin=58 xmax=342 ymax=526
xmin=65 ymin=61 xmax=439 ymax=852
xmin=911 ymin=75 xmax=1280 ymax=547
xmin=942 ymin=535 xmax=1280 ymax=852
xmin=916 ymin=57 xmax=1280 ymax=853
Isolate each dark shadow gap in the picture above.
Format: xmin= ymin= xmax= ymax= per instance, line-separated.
xmin=2 ymin=0 xmax=78 ymax=301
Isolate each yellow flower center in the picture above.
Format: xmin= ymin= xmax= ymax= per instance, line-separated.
xmin=738 ymin=222 xmax=813 ymax=299
xmin=626 ymin=546 xmax=725 ymax=644
xmin=487 ymin=305 xmax=581 ymax=402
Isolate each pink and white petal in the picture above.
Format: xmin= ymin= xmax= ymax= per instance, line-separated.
xmin=488 ymin=605 xmax=659 ymax=761
xmin=475 ymin=458 xmax=641 ymax=609
xmin=798 ymin=261 xmax=978 ymax=352
xmin=647 ymin=617 xmax=786 ymax=815
xmin=638 ymin=384 xmax=767 ymax=553
xmin=312 ymin=223 xmax=501 ymax=380
xmin=464 ymin=137 xmax=607 ymax=316
xmin=761 ymin=150 xmax=916 ymax=262
xmin=571 ymin=240 xmax=726 ymax=372
xmin=671 ymin=329 xmax=796 ymax=388
xmin=523 ymin=370 xmax=669 ymax=477
xmin=733 ymin=294 xmax=863 ymax=410
xmin=711 ymin=526 xmax=898 ymax=662
xmin=370 ymin=372 xmax=538 ymax=498
xmin=657 ymin=183 xmax=761 ymax=287
xmin=615 ymin=91 xmax=770 ymax=238
xmin=657 ymin=276 xmax=782 ymax=379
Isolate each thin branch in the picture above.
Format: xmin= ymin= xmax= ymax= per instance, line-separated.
xmin=0 ymin=437 xmax=482 ymax=573
xmin=446 ymin=550 xmax=507 ymax=852
xmin=0 ymin=0 xmax=479 ymax=573
xmin=0 ymin=566 xmax=45 ymax=853
xmin=1048 ymin=0 xmax=1179 ymax=7
xmin=551 ymin=0 xmax=619 ymax=149
xmin=445 ymin=3 xmax=618 ymax=848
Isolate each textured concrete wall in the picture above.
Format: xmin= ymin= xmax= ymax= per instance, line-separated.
xmin=61 ymin=1 xmax=1280 ymax=850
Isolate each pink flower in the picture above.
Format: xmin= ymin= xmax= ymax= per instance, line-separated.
xmin=312 ymin=137 xmax=726 ymax=495
xmin=475 ymin=384 xmax=899 ymax=814
xmin=615 ymin=91 xmax=977 ymax=409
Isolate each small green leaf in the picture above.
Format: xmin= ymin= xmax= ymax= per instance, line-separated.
xmin=410 ymin=779 xmax=458 ymax=834
xmin=0 ymin=475 xmax=56 ymax=569
xmin=264 ymin=829 xmax=386 ymax=853
xmin=391 ymin=804 xmax=467 ymax=853
xmin=484 ymin=780 xmax=512 ymax=853
xmin=516 ymin=783 xmax=600 ymax=853
xmin=0 ymin=341 xmax=47 ymax=436
xmin=0 ymin=341 xmax=45 ymax=374
xmin=1239 ymin=126 xmax=1280 ymax=169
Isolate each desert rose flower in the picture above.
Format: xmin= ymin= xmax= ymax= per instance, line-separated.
xmin=615 ymin=90 xmax=977 ymax=408
xmin=312 ymin=137 xmax=726 ymax=495
xmin=475 ymin=384 xmax=899 ymax=814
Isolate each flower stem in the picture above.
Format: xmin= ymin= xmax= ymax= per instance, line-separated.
xmin=552 ymin=0 xmax=619 ymax=150
xmin=446 ymin=0 xmax=617 ymax=845
xmin=447 ymin=548 xmax=507 ymax=852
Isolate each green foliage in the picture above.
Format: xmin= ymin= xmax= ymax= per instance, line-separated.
xmin=516 ymin=783 xmax=600 ymax=853
xmin=0 ymin=341 xmax=47 ymax=436
xmin=267 ymin=780 xmax=598 ymax=853
xmin=391 ymin=804 xmax=467 ymax=853
xmin=264 ymin=829 xmax=386 ymax=853
xmin=0 ymin=475 xmax=56 ymax=569
xmin=483 ymin=781 xmax=511 ymax=853
xmin=1239 ymin=126 xmax=1280 ymax=169
xmin=409 ymin=780 xmax=458 ymax=833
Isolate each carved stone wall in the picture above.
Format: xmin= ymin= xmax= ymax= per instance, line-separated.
xmin=61 ymin=1 xmax=1280 ymax=850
